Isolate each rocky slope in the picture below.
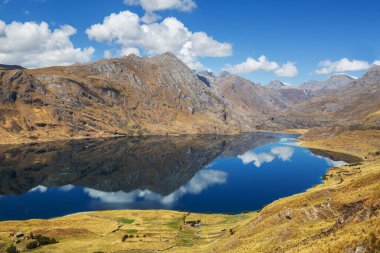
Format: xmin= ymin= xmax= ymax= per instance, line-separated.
xmin=269 ymin=65 xmax=380 ymax=130
xmin=0 ymin=53 xmax=251 ymax=144
xmin=1 ymin=53 xmax=379 ymax=144
xmin=267 ymin=79 xmax=291 ymax=89
xmin=197 ymin=71 xmax=313 ymax=128
xmin=298 ymin=73 xmax=356 ymax=94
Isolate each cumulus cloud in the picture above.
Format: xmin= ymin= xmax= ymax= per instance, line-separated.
xmin=0 ymin=20 xmax=94 ymax=68
xmin=315 ymin=58 xmax=370 ymax=74
xmin=124 ymin=0 xmax=197 ymax=23
xmin=86 ymin=11 xmax=232 ymax=70
xmin=275 ymin=62 xmax=298 ymax=77
xmin=103 ymin=49 xmax=112 ymax=58
xmin=224 ymin=56 xmax=298 ymax=77
xmin=121 ymin=47 xmax=141 ymax=56
xmin=84 ymin=169 xmax=227 ymax=206
xmin=315 ymin=58 xmax=380 ymax=74
xmin=238 ymin=146 xmax=294 ymax=167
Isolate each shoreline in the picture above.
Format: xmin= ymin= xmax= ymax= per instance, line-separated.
xmin=0 ymin=128 xmax=303 ymax=146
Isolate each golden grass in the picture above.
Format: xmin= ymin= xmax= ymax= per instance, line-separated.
xmin=300 ymin=130 xmax=380 ymax=158
xmin=0 ymin=210 xmax=255 ymax=253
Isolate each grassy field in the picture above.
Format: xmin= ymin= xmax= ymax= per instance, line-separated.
xmin=0 ymin=210 xmax=255 ymax=252
xmin=0 ymin=130 xmax=379 ymax=253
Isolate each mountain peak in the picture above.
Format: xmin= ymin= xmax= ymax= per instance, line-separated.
xmin=267 ymin=79 xmax=287 ymax=89
xmin=161 ymin=51 xmax=178 ymax=59
xmin=0 ymin=64 xmax=25 ymax=70
xmin=367 ymin=64 xmax=380 ymax=74
xmin=354 ymin=64 xmax=380 ymax=86
xmin=219 ymin=71 xmax=233 ymax=78
xmin=329 ymin=73 xmax=357 ymax=81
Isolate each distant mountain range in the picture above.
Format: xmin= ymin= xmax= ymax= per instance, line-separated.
xmin=0 ymin=53 xmax=379 ymax=144
xmin=298 ymin=73 xmax=356 ymax=94
xmin=0 ymin=64 xmax=24 ymax=70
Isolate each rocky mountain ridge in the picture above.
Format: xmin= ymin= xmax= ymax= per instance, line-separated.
xmin=0 ymin=53 xmax=379 ymax=144
xmin=298 ymin=73 xmax=356 ymax=94
xmin=270 ymin=64 xmax=380 ymax=129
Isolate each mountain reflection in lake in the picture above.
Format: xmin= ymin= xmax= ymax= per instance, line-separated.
xmin=0 ymin=133 xmax=355 ymax=220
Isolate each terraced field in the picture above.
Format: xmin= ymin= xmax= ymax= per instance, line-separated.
xmin=0 ymin=210 xmax=254 ymax=252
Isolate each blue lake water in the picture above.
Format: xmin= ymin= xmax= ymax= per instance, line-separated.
xmin=0 ymin=133 xmax=358 ymax=221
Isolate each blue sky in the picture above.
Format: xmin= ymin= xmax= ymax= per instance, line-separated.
xmin=0 ymin=0 xmax=380 ymax=85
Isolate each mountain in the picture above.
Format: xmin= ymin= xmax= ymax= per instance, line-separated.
xmin=298 ymin=73 xmax=356 ymax=94
xmin=0 ymin=64 xmax=24 ymax=70
xmin=1 ymin=54 xmax=379 ymax=144
xmin=0 ymin=53 xmax=253 ymax=144
xmin=271 ymin=65 xmax=380 ymax=129
xmin=197 ymin=71 xmax=313 ymax=128
xmin=267 ymin=79 xmax=291 ymax=89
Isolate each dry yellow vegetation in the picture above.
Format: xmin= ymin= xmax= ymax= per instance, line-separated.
xmin=0 ymin=130 xmax=379 ymax=253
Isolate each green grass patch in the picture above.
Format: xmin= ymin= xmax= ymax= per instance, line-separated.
xmin=116 ymin=218 xmax=135 ymax=224
xmin=165 ymin=217 xmax=183 ymax=229
xmin=176 ymin=229 xmax=198 ymax=247
xmin=125 ymin=229 xmax=138 ymax=234
xmin=223 ymin=214 xmax=249 ymax=222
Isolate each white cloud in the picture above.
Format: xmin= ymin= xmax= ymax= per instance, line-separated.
xmin=124 ymin=0 xmax=196 ymax=23
xmin=0 ymin=20 xmax=94 ymax=68
xmin=103 ymin=49 xmax=112 ymax=58
xmin=121 ymin=47 xmax=141 ymax=56
xmin=84 ymin=169 xmax=227 ymax=206
xmin=315 ymin=58 xmax=380 ymax=74
xmin=238 ymin=146 xmax=294 ymax=167
xmin=86 ymin=11 xmax=232 ymax=70
xmin=224 ymin=56 xmax=298 ymax=77
xmin=275 ymin=62 xmax=298 ymax=77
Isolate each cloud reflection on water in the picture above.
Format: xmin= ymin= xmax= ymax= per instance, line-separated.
xmin=238 ymin=146 xmax=295 ymax=167
xmin=83 ymin=169 xmax=227 ymax=206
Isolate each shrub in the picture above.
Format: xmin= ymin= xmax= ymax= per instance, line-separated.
xmin=6 ymin=245 xmax=19 ymax=253
xmin=26 ymin=241 xmax=39 ymax=249
xmin=35 ymin=235 xmax=58 ymax=245
xmin=122 ymin=234 xmax=128 ymax=242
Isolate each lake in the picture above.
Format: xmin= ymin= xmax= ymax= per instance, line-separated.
xmin=0 ymin=132 xmax=359 ymax=220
